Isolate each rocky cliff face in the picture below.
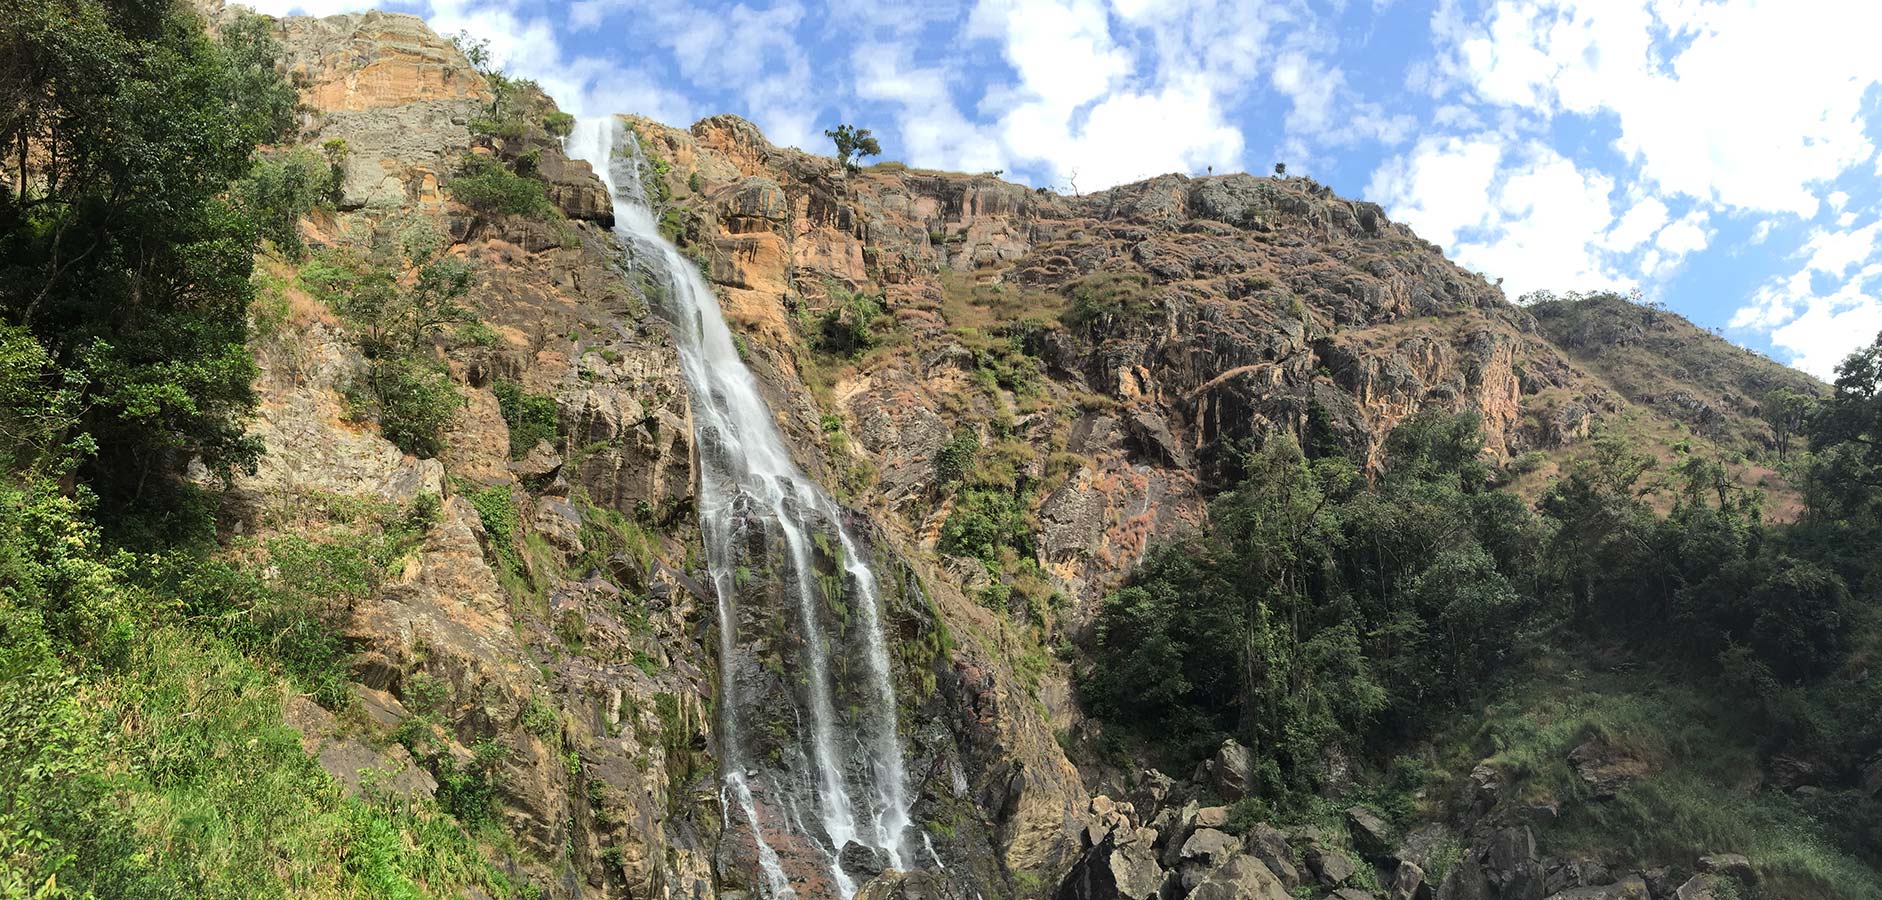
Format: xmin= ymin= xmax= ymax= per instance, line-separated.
xmin=214 ymin=5 xmax=1812 ymax=899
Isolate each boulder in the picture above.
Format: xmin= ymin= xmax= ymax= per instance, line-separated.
xmin=1390 ymin=860 xmax=1431 ymax=900
xmin=1567 ymin=738 xmax=1649 ymax=800
xmin=1198 ymin=739 xmax=1258 ymax=800
xmin=1543 ymin=874 xmax=1649 ymax=899
xmin=1672 ymin=875 xmax=1732 ymax=900
xmin=1054 ymin=835 xmax=1165 ymax=900
xmin=838 ymin=841 xmax=890 ymax=881
xmin=1332 ymin=890 xmax=1378 ymax=900
xmin=1308 ymin=845 xmax=1357 ymax=887
xmin=1394 ymin=823 xmax=1456 ymax=872
xmin=1131 ymin=769 xmax=1176 ymax=812
xmin=1436 ymin=857 xmax=1490 ymax=900
xmin=1177 ymin=829 xmax=1240 ymax=888
xmin=1194 ymin=806 xmax=1231 ymax=829
xmin=1347 ymin=804 xmax=1394 ymax=860
xmin=1245 ymin=824 xmax=1302 ymax=888
xmin=857 ymin=870 xmax=969 ymax=900
xmin=1483 ymin=826 xmax=1544 ymax=900
xmin=1766 ymin=754 xmax=1819 ymax=791
xmin=1186 ymin=856 xmax=1292 ymax=900
xmin=1693 ymin=854 xmax=1753 ymax=884
xmin=1542 ymin=857 xmax=1613 ymax=894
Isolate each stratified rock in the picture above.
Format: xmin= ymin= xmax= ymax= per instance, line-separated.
xmin=1186 ymin=856 xmax=1292 ymax=900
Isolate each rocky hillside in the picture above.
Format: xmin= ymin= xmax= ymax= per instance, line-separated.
xmin=159 ymin=3 xmax=1844 ymax=900
xmin=623 ymin=113 xmax=1816 ymax=613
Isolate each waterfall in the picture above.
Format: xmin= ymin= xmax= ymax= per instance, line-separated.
xmin=566 ymin=117 xmax=915 ymax=898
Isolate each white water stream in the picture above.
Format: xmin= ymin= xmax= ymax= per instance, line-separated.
xmin=566 ymin=117 xmax=913 ymax=898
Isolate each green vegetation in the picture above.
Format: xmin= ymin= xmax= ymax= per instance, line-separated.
xmin=493 ymin=379 xmax=562 ymax=458
xmin=450 ymin=154 xmax=558 ymax=219
xmin=824 ymin=124 xmax=882 ymax=170
xmin=308 ymin=222 xmax=473 ymax=458
xmin=1081 ymin=336 xmax=1882 ymax=890
xmin=0 ymin=8 xmax=534 ymax=894
xmin=810 ymin=287 xmax=891 ymax=358
xmin=1060 ymin=271 xmax=1157 ymax=329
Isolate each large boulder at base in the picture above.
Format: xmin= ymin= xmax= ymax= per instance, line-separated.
xmin=1186 ymin=856 xmax=1292 ymax=900
xmin=1347 ymin=805 xmax=1394 ymax=860
xmin=1673 ymin=875 xmax=1734 ymax=900
xmin=1245 ymin=824 xmax=1302 ymax=888
xmin=1198 ymin=739 xmax=1258 ymax=800
xmin=1543 ymin=874 xmax=1650 ymax=899
xmin=1177 ymin=829 xmax=1240 ymax=889
xmin=1694 ymin=854 xmax=1754 ymax=884
xmin=1054 ymin=834 xmax=1165 ymax=900
xmin=855 ymin=870 xmax=970 ymax=900
xmin=1390 ymin=860 xmax=1432 ymax=900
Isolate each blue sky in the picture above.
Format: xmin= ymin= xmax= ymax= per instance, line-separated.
xmin=248 ymin=0 xmax=1882 ymax=380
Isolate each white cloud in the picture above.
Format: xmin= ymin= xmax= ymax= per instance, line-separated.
xmin=1800 ymin=221 xmax=1882 ymax=277
xmin=1603 ymin=197 xmax=1668 ymax=252
xmin=1733 ymin=266 xmax=1882 ymax=378
xmin=1368 ymin=134 xmax=1632 ymax=296
xmin=1433 ymin=0 xmax=1882 ymax=219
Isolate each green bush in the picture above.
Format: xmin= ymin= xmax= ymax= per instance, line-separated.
xmin=493 ymin=378 xmax=562 ymax=458
xmin=812 ymin=288 xmax=889 ymax=357
xmin=449 ymin=154 xmax=557 ymax=218
xmin=234 ymin=146 xmax=333 ymax=258
xmin=1061 ymin=271 xmax=1156 ymax=329
xmin=934 ymin=427 xmax=981 ymax=487
xmin=542 ymin=111 xmax=575 ymax=138
xmin=939 ymin=486 xmax=1034 ymax=566
xmin=347 ymin=357 xmax=464 ymax=458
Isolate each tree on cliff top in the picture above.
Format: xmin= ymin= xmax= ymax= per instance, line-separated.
xmin=825 ymin=124 xmax=881 ymax=171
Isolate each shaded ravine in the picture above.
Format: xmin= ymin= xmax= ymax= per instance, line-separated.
xmin=567 ymin=118 xmax=915 ymax=898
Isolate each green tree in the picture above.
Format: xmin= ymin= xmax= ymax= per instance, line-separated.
xmin=824 ymin=124 xmax=881 ymax=171
xmin=1761 ymin=387 xmax=1813 ymax=462
xmin=0 ymin=3 xmax=297 ymax=512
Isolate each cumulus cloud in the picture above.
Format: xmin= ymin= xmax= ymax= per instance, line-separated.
xmin=1368 ymin=134 xmax=1633 ymax=297
xmin=1732 ymin=266 xmax=1882 ymax=378
xmin=1432 ymin=0 xmax=1882 ymax=218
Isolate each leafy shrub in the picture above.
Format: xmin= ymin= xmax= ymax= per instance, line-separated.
xmin=939 ymin=486 xmax=1034 ymax=567
xmin=1061 ymin=271 xmax=1156 ymax=329
xmin=493 ymin=378 xmax=561 ymax=458
xmin=934 ymin=427 xmax=981 ymax=487
xmin=235 ymin=147 xmax=333 ymax=258
xmin=542 ymin=110 xmax=575 ymax=137
xmin=347 ymin=357 xmax=464 ymax=458
xmin=449 ymin=154 xmax=557 ymax=218
xmin=812 ymin=288 xmax=889 ymax=357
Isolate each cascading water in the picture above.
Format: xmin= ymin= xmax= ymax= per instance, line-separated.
xmin=566 ymin=117 xmax=915 ymax=898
